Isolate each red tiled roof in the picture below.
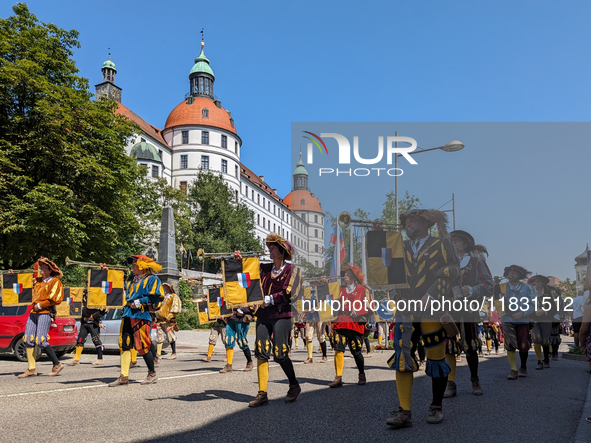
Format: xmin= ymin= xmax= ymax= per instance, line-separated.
xmin=240 ymin=163 xmax=286 ymax=206
xmin=284 ymin=189 xmax=324 ymax=214
xmin=164 ymin=97 xmax=237 ymax=135
xmin=116 ymin=103 xmax=168 ymax=146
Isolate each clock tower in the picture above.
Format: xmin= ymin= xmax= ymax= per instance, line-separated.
xmin=95 ymin=54 xmax=122 ymax=103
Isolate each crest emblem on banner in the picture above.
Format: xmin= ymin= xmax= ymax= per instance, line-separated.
xmin=381 ymin=248 xmax=392 ymax=267
xmin=13 ymin=283 xmax=23 ymax=295
xmin=237 ymin=273 xmax=251 ymax=288
xmin=101 ymin=281 xmax=113 ymax=295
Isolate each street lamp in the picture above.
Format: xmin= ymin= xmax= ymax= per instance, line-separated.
xmin=394 ymin=134 xmax=465 ymax=228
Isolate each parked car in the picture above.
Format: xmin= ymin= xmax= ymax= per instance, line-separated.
xmin=0 ymin=305 xmax=77 ymax=362
xmin=76 ymin=308 xmax=166 ymax=350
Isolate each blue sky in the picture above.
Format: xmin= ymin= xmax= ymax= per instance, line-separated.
xmin=2 ymin=1 xmax=590 ymax=280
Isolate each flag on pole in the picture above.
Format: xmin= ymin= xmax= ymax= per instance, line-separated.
xmin=1 ymin=273 xmax=33 ymax=306
xmin=56 ymin=287 xmax=84 ymax=318
xmin=196 ymin=299 xmax=212 ymax=324
xmin=222 ymin=257 xmax=264 ymax=308
xmin=366 ymin=231 xmax=407 ymax=288
xmin=87 ymin=269 xmax=125 ymax=308
xmin=207 ymin=286 xmax=232 ymax=319
xmin=330 ymin=225 xmax=345 ymax=277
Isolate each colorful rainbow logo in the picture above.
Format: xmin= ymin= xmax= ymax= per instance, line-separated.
xmin=302 ymin=131 xmax=328 ymax=155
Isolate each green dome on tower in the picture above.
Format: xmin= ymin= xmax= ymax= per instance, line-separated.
xmin=293 ymin=156 xmax=308 ymax=176
xmin=190 ymin=44 xmax=215 ymax=78
xmin=102 ymin=55 xmax=116 ymax=71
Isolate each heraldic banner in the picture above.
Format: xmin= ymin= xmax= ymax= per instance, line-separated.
xmin=56 ymin=287 xmax=84 ymax=318
xmin=196 ymin=298 xmax=212 ymax=325
xmin=222 ymin=257 xmax=264 ymax=309
xmin=2 ymin=273 xmax=33 ymax=306
xmin=366 ymin=231 xmax=408 ymax=288
xmin=207 ymin=286 xmax=232 ymax=320
xmin=87 ymin=269 xmax=125 ymax=309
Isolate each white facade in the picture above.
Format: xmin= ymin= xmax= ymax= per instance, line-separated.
xmin=99 ymin=47 xmax=325 ymax=266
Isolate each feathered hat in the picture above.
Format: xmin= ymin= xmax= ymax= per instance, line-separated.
xmin=266 ymin=233 xmax=293 ymax=261
xmin=36 ymin=257 xmax=63 ymax=279
xmin=400 ymin=209 xmax=449 ymax=237
xmin=503 ymin=265 xmax=531 ymax=280
xmin=450 ymin=230 xmax=488 ymax=256
xmin=127 ymin=255 xmax=162 ymax=273
xmin=345 ymin=262 xmax=365 ymax=286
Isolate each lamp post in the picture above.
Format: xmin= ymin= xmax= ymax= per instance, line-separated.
xmin=394 ymin=136 xmax=465 ymax=228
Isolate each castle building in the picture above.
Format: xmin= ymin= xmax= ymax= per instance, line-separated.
xmin=94 ymin=43 xmax=323 ymax=265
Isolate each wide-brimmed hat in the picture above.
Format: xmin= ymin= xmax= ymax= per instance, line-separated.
xmin=127 ymin=255 xmax=162 ymax=273
xmin=266 ymin=233 xmax=292 ymax=261
xmin=36 ymin=257 xmax=63 ymax=279
xmin=344 ymin=262 xmax=365 ymax=286
xmin=503 ymin=265 xmax=531 ymax=280
xmin=400 ymin=209 xmax=448 ymax=237
xmin=450 ymin=230 xmax=489 ymax=256
xmin=450 ymin=230 xmax=475 ymax=247
xmin=162 ymin=282 xmax=175 ymax=294
xmin=528 ymin=275 xmax=550 ymax=286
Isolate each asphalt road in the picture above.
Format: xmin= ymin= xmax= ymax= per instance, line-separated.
xmin=0 ymin=331 xmax=588 ymax=443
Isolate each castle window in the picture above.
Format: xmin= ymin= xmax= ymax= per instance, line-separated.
xmin=203 ymin=108 xmax=209 ymax=119
xmin=222 ymin=135 xmax=227 ymax=149
xmin=221 ymin=160 xmax=227 ymax=173
xmin=235 ymin=141 xmax=238 ymax=154
xmin=258 ymin=214 xmax=260 ymax=225
xmin=182 ymin=131 xmax=188 ymax=144
xmin=235 ymin=165 xmax=238 ymax=178
xmin=301 ymin=199 xmax=305 ymax=205
xmin=201 ymin=155 xmax=209 ymax=170
xmin=315 ymin=244 xmax=319 ymax=253
xmin=180 ymin=181 xmax=187 ymax=194
xmin=180 ymin=155 xmax=188 ymax=169
xmin=315 ymin=229 xmax=318 ymax=238
xmin=201 ymin=131 xmax=209 ymax=144
xmin=315 ymin=214 xmax=318 ymax=223
xmin=152 ymin=165 xmax=159 ymax=178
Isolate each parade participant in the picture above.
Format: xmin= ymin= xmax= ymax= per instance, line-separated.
xmin=483 ymin=300 xmax=500 ymax=355
xmin=376 ymin=322 xmax=386 ymax=347
xmin=495 ymin=265 xmax=535 ymax=380
xmin=293 ymin=319 xmax=306 ymax=349
xmin=203 ymin=319 xmax=226 ymax=362
xmin=444 ymin=230 xmax=493 ymax=397
xmin=17 ymin=258 xmax=65 ymax=377
xmin=247 ymin=233 xmax=300 ymax=407
xmin=529 ymin=275 xmax=561 ymax=369
xmin=68 ymin=288 xmax=108 ymax=366
xmin=329 ymin=263 xmax=369 ymax=387
xmin=155 ymin=283 xmax=181 ymax=362
xmin=220 ymin=305 xmax=254 ymax=373
xmin=386 ymin=209 xmax=460 ymax=428
xmin=108 ymin=255 xmax=164 ymax=386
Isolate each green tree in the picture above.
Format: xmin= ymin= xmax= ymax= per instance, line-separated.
xmin=558 ymin=278 xmax=577 ymax=299
xmin=187 ymin=170 xmax=261 ymax=273
xmin=381 ymin=190 xmax=420 ymax=227
xmin=0 ymin=4 xmax=143 ymax=269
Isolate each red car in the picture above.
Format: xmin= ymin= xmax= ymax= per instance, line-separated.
xmin=0 ymin=304 xmax=77 ymax=362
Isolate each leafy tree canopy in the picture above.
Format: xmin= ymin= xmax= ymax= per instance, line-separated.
xmin=0 ymin=4 xmax=144 ymax=269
